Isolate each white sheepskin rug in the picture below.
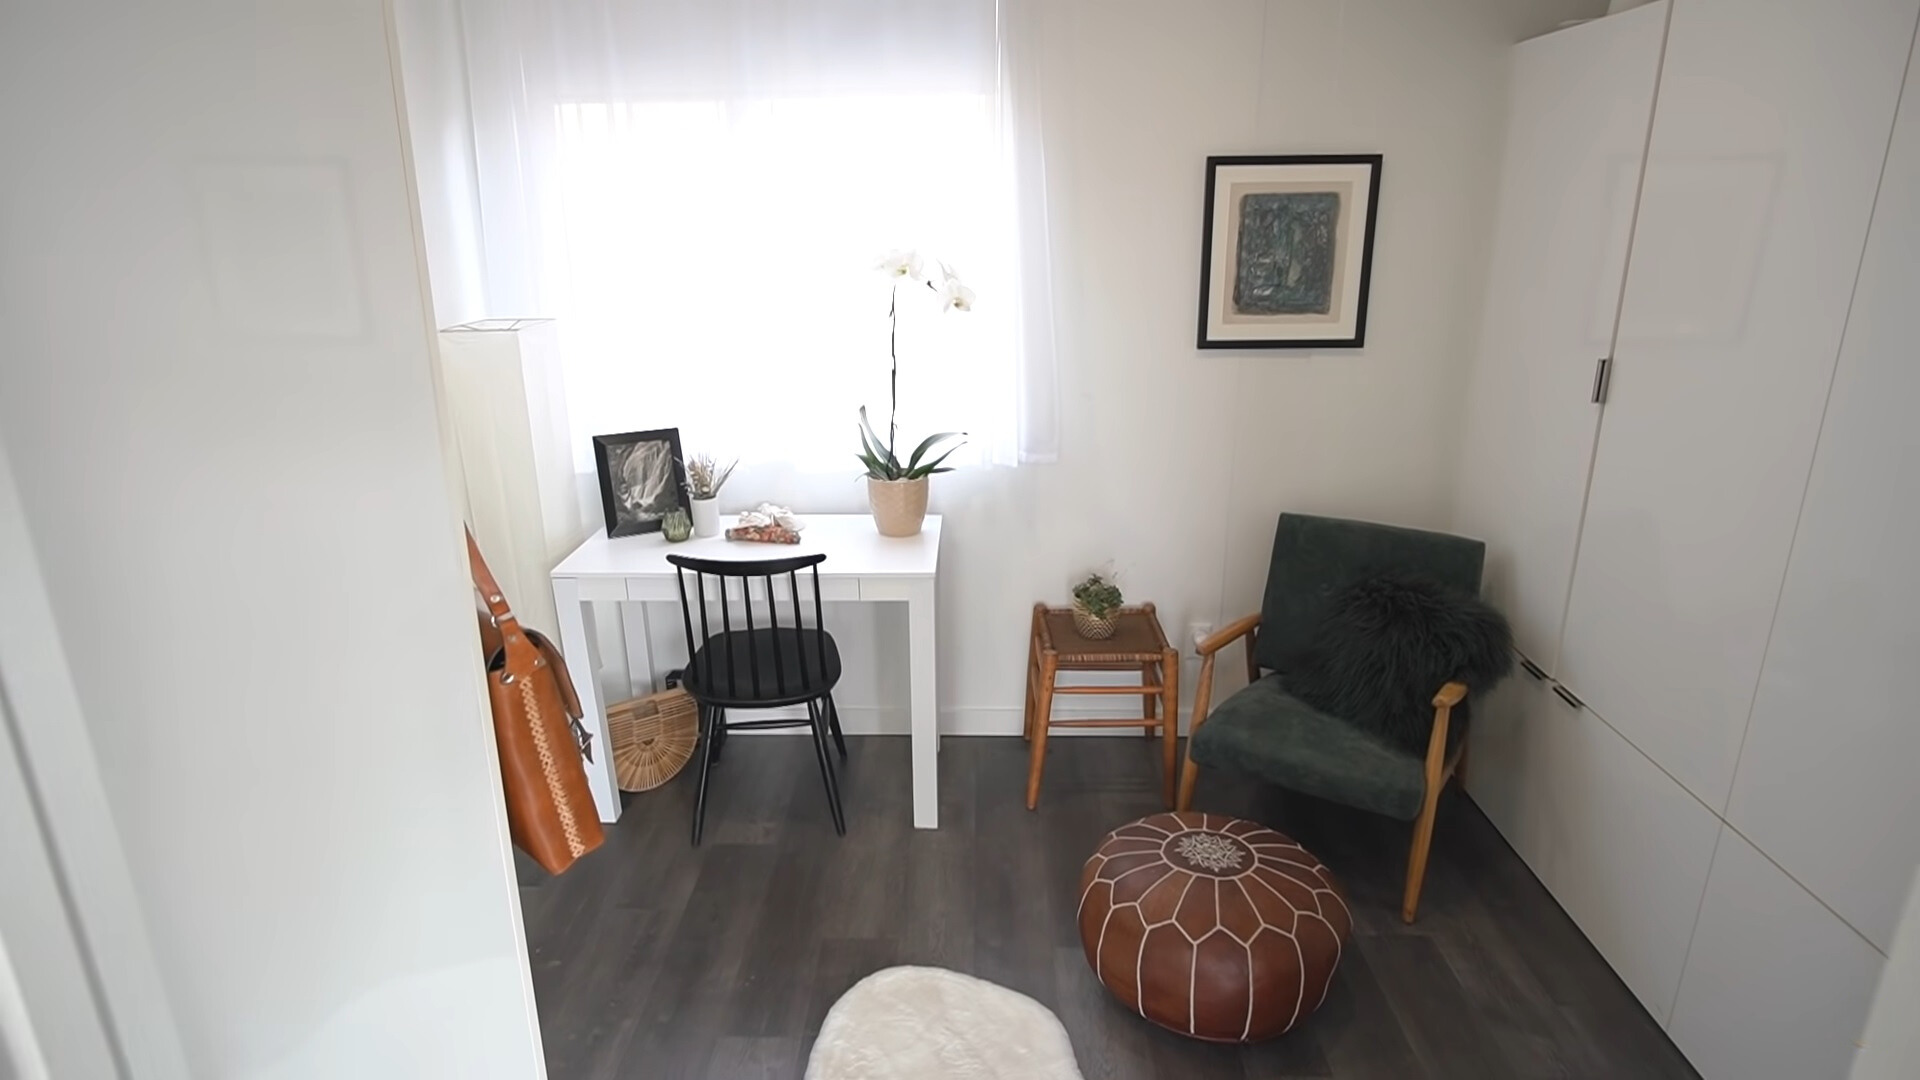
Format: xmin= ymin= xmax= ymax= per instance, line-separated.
xmin=805 ymin=966 xmax=1084 ymax=1080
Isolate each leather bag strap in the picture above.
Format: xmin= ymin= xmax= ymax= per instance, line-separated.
xmin=466 ymin=529 xmax=539 ymax=676
xmin=468 ymin=529 xmax=516 ymax=628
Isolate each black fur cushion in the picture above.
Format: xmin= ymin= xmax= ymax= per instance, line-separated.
xmin=1283 ymin=575 xmax=1513 ymax=752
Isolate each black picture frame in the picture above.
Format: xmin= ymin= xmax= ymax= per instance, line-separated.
xmin=1196 ymin=153 xmax=1383 ymax=350
xmin=592 ymin=427 xmax=690 ymax=537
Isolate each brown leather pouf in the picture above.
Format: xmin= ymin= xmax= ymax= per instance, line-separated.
xmin=1077 ymin=811 xmax=1351 ymax=1042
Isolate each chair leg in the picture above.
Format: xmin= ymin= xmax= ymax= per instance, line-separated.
xmin=1402 ymin=783 xmax=1445 ymax=923
xmin=1022 ymin=624 xmax=1040 ymax=742
xmin=1025 ymin=656 xmax=1056 ymax=810
xmin=807 ymin=698 xmax=847 ymax=836
xmin=825 ymin=694 xmax=848 ymax=762
xmin=1176 ymin=757 xmax=1200 ymax=812
xmin=710 ymin=706 xmax=727 ymax=765
xmin=691 ymin=704 xmax=720 ymax=846
xmin=1140 ymin=662 xmax=1156 ymax=739
xmin=1160 ymin=651 xmax=1179 ymax=809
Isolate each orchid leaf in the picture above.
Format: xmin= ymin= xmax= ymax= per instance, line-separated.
xmin=857 ymin=406 xmax=895 ymax=469
xmin=856 ymin=423 xmax=900 ymax=477
xmin=904 ymin=444 xmax=962 ymax=480
xmin=905 ymin=431 xmax=964 ymax=472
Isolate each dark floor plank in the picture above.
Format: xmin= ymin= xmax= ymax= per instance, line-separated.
xmin=702 ymin=1036 xmax=801 ymax=1080
xmin=1309 ymin=945 xmax=1426 ymax=1079
xmin=521 ymin=736 xmax=1697 ymax=1080
xmin=1369 ymin=934 xmax=1517 ymax=1080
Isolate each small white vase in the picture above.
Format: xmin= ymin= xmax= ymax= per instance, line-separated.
xmin=689 ymin=496 xmax=721 ymax=538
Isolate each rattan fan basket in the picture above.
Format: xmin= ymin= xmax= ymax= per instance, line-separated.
xmin=609 ymin=688 xmax=699 ymax=792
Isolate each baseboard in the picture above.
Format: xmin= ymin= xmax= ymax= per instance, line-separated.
xmin=726 ymin=703 xmax=1190 ymax=737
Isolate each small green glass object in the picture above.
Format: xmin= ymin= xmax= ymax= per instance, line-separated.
xmin=661 ymin=508 xmax=693 ymax=542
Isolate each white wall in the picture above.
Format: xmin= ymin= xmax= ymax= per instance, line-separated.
xmin=394 ymin=0 xmax=491 ymax=327
xmin=549 ymin=0 xmax=1605 ymax=729
xmin=0 ymin=2 xmax=542 ymax=1077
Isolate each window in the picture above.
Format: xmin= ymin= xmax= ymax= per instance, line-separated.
xmin=461 ymin=0 xmax=1055 ymax=472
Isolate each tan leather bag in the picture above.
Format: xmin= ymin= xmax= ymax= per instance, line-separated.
xmin=468 ymin=530 xmax=604 ymax=874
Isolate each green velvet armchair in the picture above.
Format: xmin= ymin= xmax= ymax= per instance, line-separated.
xmin=1176 ymin=513 xmax=1488 ymax=923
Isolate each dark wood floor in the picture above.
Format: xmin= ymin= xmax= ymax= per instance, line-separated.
xmin=518 ymin=736 xmax=1698 ymax=1079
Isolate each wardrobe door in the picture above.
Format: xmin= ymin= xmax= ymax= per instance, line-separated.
xmin=1669 ymin=828 xmax=1886 ymax=1080
xmin=1471 ymin=675 xmax=1721 ymax=1024
xmin=1532 ymin=695 xmax=1721 ymax=1025
xmin=1463 ymin=673 xmax=1558 ymax=872
xmin=1556 ymin=0 xmax=1920 ymax=810
xmin=1724 ymin=25 xmax=1920 ymax=955
xmin=1451 ymin=3 xmax=1665 ymax=671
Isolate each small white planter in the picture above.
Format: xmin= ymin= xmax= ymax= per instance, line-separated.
xmin=689 ymin=496 xmax=722 ymax=538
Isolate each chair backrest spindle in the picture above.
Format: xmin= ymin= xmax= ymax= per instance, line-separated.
xmin=741 ymin=573 xmax=762 ymax=698
xmin=765 ymin=574 xmax=787 ymax=688
xmin=810 ymin=566 xmax=826 ymax=689
xmin=695 ymin=572 xmax=713 ymax=691
xmin=787 ymin=568 xmax=810 ymax=692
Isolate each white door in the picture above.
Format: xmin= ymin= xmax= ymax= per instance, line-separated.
xmin=1670 ymin=828 xmax=1885 ymax=1080
xmin=1723 ymin=19 xmax=1920 ymax=955
xmin=1452 ymin=2 xmax=1667 ymax=672
xmin=1476 ymin=676 xmax=1721 ymax=1024
xmin=0 ymin=690 xmax=118 ymax=1080
xmin=1556 ymin=0 xmax=1920 ymax=811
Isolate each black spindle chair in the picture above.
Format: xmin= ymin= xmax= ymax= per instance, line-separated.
xmin=667 ymin=551 xmax=848 ymax=844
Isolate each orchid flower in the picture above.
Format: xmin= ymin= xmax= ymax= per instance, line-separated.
xmin=936 ymin=276 xmax=975 ymax=312
xmin=875 ymin=249 xmax=924 ymax=283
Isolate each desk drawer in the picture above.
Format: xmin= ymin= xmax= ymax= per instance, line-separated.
xmin=624 ymin=576 xmax=860 ymax=604
xmin=626 ymin=578 xmax=680 ymax=603
xmin=577 ymin=578 xmax=628 ymax=603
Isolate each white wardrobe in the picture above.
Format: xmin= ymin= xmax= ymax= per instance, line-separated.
xmin=1455 ymin=2 xmax=1920 ymax=1078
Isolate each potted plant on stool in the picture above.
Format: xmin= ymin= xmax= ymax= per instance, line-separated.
xmin=1071 ymin=571 xmax=1124 ymax=640
xmin=858 ymin=250 xmax=970 ymax=538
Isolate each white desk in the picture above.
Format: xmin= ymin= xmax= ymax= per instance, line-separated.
xmin=550 ymin=514 xmax=942 ymax=828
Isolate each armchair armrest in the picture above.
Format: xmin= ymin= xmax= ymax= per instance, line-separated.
xmin=1197 ymin=613 xmax=1261 ymax=657
xmin=1432 ymin=681 xmax=1467 ymax=709
xmin=1404 ymin=682 xmax=1471 ymax=924
xmin=1191 ymin=612 xmax=1261 ymax=736
xmin=1423 ymin=682 xmax=1470 ymax=789
xmin=1177 ymin=613 xmax=1263 ymax=811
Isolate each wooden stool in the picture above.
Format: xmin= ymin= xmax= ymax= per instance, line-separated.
xmin=1024 ymin=603 xmax=1179 ymax=809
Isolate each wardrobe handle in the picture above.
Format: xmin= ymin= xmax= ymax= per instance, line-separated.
xmin=1519 ymin=657 xmax=1547 ymax=681
xmin=1590 ymin=356 xmax=1613 ymax=404
xmin=1551 ymin=684 xmax=1585 ymax=711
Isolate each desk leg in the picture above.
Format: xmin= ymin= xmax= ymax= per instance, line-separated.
xmin=907 ymin=580 xmax=938 ymax=829
xmin=620 ymin=602 xmax=656 ymax=698
xmin=552 ymin=576 xmax=620 ymax=823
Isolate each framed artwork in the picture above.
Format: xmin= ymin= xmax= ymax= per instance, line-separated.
xmin=1196 ymin=154 xmax=1383 ymax=349
xmin=592 ymin=427 xmax=689 ymax=537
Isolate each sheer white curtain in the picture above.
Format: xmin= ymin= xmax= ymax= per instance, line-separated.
xmin=458 ymin=0 xmax=1058 ymax=472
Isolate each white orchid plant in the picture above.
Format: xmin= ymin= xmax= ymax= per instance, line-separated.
xmin=858 ymin=250 xmax=972 ymax=482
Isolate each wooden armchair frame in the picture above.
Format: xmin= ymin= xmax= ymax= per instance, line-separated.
xmin=1175 ymin=613 xmax=1469 ymax=923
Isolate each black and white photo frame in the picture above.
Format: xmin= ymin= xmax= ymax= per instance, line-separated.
xmin=593 ymin=427 xmax=689 ymax=537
